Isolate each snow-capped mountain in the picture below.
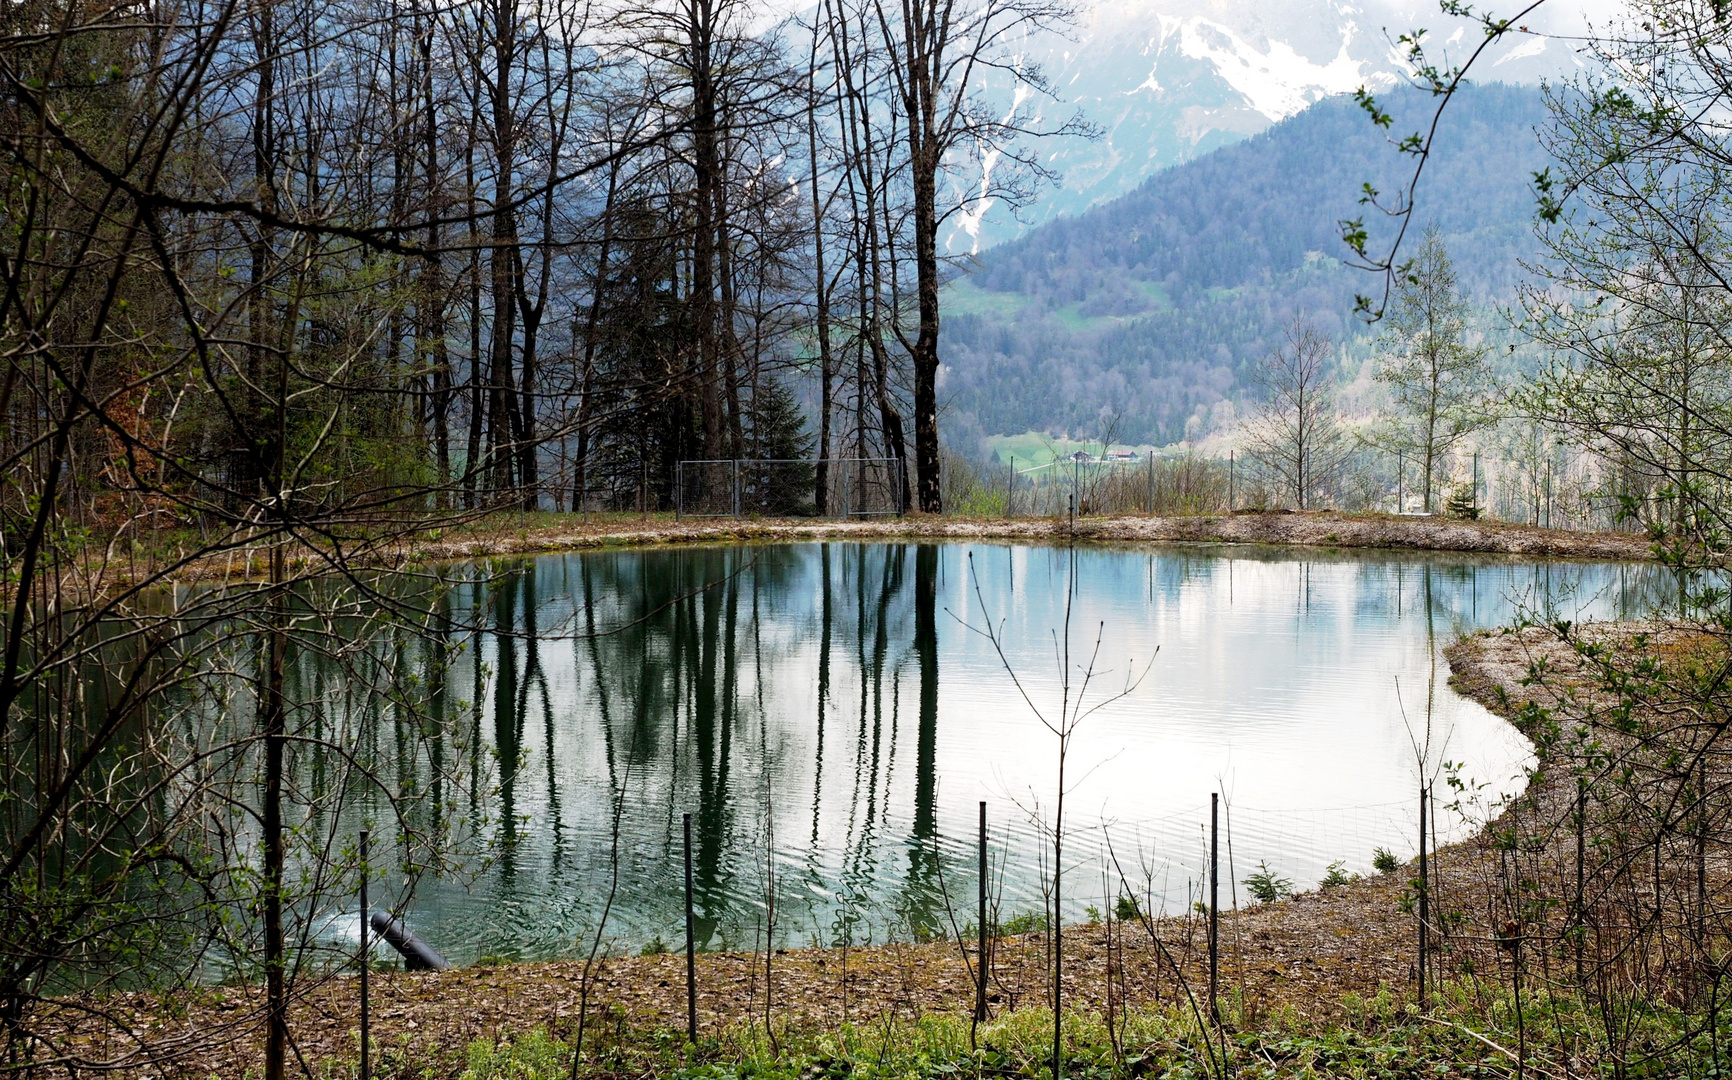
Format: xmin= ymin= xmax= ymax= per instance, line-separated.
xmin=946 ymin=0 xmax=1620 ymax=252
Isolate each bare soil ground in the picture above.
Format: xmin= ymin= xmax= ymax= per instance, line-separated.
xmin=35 ymin=625 xmax=1617 ymax=1079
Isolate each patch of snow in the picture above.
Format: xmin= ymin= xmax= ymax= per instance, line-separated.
xmin=1168 ymin=16 xmax=1369 ymax=121
xmin=1494 ymin=36 xmax=1548 ymax=66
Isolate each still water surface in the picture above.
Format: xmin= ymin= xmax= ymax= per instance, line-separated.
xmin=371 ymin=542 xmax=1668 ymax=963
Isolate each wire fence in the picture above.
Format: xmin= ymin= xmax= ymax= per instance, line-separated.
xmin=675 ymin=457 xmax=907 ymax=519
xmin=961 ymin=445 xmax=1659 ymax=533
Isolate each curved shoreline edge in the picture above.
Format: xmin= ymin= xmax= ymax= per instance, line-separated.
xmin=40 ymin=621 xmax=1606 ymax=1080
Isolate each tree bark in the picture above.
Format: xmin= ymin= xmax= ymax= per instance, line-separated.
xmin=808 ymin=32 xmax=834 ymax=515
xmin=687 ymin=0 xmax=724 ymax=460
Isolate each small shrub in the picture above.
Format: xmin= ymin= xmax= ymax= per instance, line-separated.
xmin=1372 ymin=847 xmax=1400 ymax=875
xmin=998 ymin=911 xmax=1047 ymax=936
xmin=1320 ymin=860 xmax=1356 ymax=888
xmin=1114 ymin=894 xmax=1143 ymax=922
xmin=640 ymin=935 xmax=668 ymax=956
xmin=1243 ymin=861 xmax=1293 ymax=904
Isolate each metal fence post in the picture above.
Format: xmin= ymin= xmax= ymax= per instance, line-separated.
xmin=732 ymin=460 xmax=741 ymax=518
xmin=359 ymin=829 xmax=369 ymax=1080
xmin=684 ymin=813 xmax=698 ymax=1042
xmin=1209 ymin=793 xmax=1219 ymax=1024
xmin=976 ymin=801 xmax=988 ymax=1022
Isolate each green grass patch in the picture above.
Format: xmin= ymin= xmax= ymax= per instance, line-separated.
xmin=449 ymin=980 xmax=1731 ymax=1080
xmin=941 ymin=278 xmax=1035 ymax=319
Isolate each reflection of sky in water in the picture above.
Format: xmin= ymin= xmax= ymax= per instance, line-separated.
xmin=368 ymin=544 xmax=1668 ymax=963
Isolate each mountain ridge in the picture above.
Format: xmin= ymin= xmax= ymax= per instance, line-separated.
xmin=939 ymin=82 xmax=1552 ymax=448
xmin=945 ymin=0 xmax=1601 ymax=251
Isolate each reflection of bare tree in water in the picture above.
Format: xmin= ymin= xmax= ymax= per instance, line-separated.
xmin=900 ymin=545 xmax=944 ymax=940
xmin=314 ymin=544 xmax=979 ymax=966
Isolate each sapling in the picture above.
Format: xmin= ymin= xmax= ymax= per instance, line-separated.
xmin=953 ymin=548 xmax=1152 ymax=1080
xmin=1242 ymin=861 xmax=1293 ymax=904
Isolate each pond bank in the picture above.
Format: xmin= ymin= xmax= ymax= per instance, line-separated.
xmin=411 ymin=509 xmax=1651 ymax=564
xmin=112 ymin=510 xmax=1649 ymax=591
xmin=36 ymin=622 xmax=1615 ymax=1079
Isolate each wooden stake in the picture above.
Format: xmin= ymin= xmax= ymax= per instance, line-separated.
xmin=976 ymin=801 xmax=988 ymax=1022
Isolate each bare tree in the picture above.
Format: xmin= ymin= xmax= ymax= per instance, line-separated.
xmin=955 ymin=549 xmax=1150 ymax=1080
xmin=1242 ymin=320 xmax=1347 ymax=510
xmin=852 ymin=0 xmax=1084 ymax=512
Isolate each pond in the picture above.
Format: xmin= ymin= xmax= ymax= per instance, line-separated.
xmin=342 ymin=542 xmax=1669 ymax=965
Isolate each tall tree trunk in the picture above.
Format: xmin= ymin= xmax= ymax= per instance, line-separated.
xmin=247 ymin=6 xmax=276 ymax=503
xmin=513 ymin=243 xmax=541 ymax=509
xmin=261 ymin=539 xmax=289 ymax=1080
xmin=687 ymin=0 xmax=724 ymax=460
xmin=487 ymin=0 xmax=522 ymax=500
xmin=248 ymin=15 xmax=289 ymax=1076
xmin=808 ymin=25 xmax=835 ymax=514
xmin=886 ymin=0 xmax=944 ymax=514
xmin=713 ymin=128 xmax=745 ymax=459
xmin=419 ymin=1 xmax=451 ymax=503
xmin=488 ymin=33 xmax=519 ymax=498
xmin=572 ymin=154 xmax=621 ymax=513
xmin=465 ymin=138 xmax=485 ymax=509
xmin=907 ymin=99 xmax=940 ymax=512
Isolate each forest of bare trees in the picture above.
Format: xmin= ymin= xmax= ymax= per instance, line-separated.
xmin=0 ymin=0 xmax=1073 ymax=534
xmin=0 ymin=0 xmax=1079 ymax=1074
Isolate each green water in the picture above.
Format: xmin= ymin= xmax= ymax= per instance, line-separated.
xmin=322 ymin=542 xmax=1669 ymax=965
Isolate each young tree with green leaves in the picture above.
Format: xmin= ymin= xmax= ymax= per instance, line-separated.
xmin=1515 ymin=10 xmax=1732 ymax=550
xmin=1368 ymin=229 xmax=1495 ymax=513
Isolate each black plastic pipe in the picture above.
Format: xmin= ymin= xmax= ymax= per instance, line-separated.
xmin=369 ymin=911 xmax=450 ymax=971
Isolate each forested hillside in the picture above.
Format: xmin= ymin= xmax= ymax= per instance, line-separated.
xmin=942 ymin=84 xmax=1551 ymax=446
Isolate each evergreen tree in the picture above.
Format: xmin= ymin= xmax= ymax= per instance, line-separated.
xmin=743 ymin=376 xmax=815 ymax=514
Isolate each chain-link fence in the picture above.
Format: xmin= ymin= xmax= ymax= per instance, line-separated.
xmin=964 ymin=443 xmax=1659 ymax=532
xmin=675 ymin=457 xmax=906 ymax=519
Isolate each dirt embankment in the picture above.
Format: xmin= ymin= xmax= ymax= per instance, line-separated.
xmin=35 ymin=626 xmax=1612 ymax=1079
xmin=94 ymin=511 xmax=1648 ymax=593
xmin=408 ymin=510 xmax=1652 ymax=564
